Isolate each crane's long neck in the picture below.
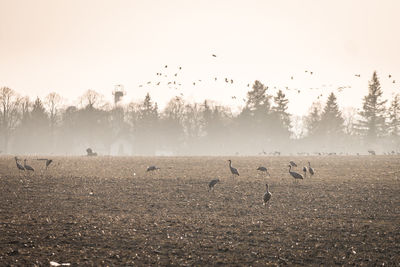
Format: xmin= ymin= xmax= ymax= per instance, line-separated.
xmin=289 ymin=165 xmax=291 ymax=172
xmin=229 ymin=161 xmax=232 ymax=167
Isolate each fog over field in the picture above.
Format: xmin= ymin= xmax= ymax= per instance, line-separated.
xmin=1 ymin=2 xmax=399 ymax=265
xmin=1 ymin=1 xmax=399 ymax=156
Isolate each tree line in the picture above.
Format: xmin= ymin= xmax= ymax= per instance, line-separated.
xmin=0 ymin=71 xmax=398 ymax=155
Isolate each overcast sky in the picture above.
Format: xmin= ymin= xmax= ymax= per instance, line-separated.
xmin=0 ymin=0 xmax=399 ymax=115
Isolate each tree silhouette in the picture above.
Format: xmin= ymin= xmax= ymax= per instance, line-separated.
xmin=320 ymin=92 xmax=344 ymax=136
xmin=388 ymin=94 xmax=400 ymax=148
xmin=134 ymin=93 xmax=159 ymax=155
xmin=305 ymin=102 xmax=322 ymax=138
xmin=357 ymin=71 xmax=387 ymax=143
xmin=271 ymin=89 xmax=291 ymax=142
xmin=0 ymin=87 xmax=21 ymax=152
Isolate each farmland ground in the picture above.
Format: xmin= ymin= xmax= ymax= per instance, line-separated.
xmin=0 ymin=156 xmax=399 ymax=266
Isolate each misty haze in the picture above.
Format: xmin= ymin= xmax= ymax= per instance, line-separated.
xmin=0 ymin=0 xmax=399 ymax=266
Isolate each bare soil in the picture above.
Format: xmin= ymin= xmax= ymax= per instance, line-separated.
xmin=0 ymin=156 xmax=399 ymax=266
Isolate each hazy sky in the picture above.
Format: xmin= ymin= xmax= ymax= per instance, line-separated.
xmin=0 ymin=0 xmax=399 ymax=115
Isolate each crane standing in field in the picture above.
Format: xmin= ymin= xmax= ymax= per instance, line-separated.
xmin=289 ymin=161 xmax=297 ymax=167
xmin=15 ymin=157 xmax=25 ymax=173
xmin=263 ymin=184 xmax=272 ymax=205
xmin=308 ymin=162 xmax=315 ymax=176
xmin=257 ymin=166 xmax=271 ymax=177
xmin=37 ymin=158 xmax=53 ymax=169
xmin=24 ymin=159 xmax=34 ymax=172
xmin=228 ymin=160 xmax=239 ymax=178
xmin=289 ymin=165 xmax=303 ymax=181
xmin=208 ymin=178 xmax=220 ymax=191
xmin=302 ymin=166 xmax=307 ymax=178
xmin=146 ymin=165 xmax=160 ymax=172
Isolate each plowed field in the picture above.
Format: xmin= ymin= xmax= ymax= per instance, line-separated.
xmin=0 ymin=156 xmax=399 ymax=266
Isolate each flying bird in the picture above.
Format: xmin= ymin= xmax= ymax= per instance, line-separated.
xmin=208 ymin=179 xmax=220 ymax=191
xmin=355 ymin=74 xmax=361 ymax=77
xmin=263 ymin=184 xmax=272 ymax=205
xmin=212 ymin=54 xmax=217 ymax=57
xmin=389 ymin=74 xmax=392 ymax=78
xmin=228 ymin=160 xmax=239 ymax=178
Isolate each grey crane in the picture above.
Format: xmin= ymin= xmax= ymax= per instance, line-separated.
xmin=228 ymin=160 xmax=239 ymax=178
xmin=208 ymin=179 xmax=220 ymax=191
xmin=257 ymin=166 xmax=270 ymax=176
xmin=263 ymin=184 xmax=272 ymax=205
xmin=289 ymin=161 xmax=297 ymax=167
xmin=24 ymin=159 xmax=34 ymax=172
xmin=146 ymin=165 xmax=160 ymax=172
xmin=288 ymin=165 xmax=303 ymax=180
xmin=15 ymin=157 xmax=25 ymax=171
xmin=86 ymin=148 xmax=97 ymax=156
xmin=302 ymin=166 xmax=307 ymax=178
xmin=37 ymin=158 xmax=53 ymax=169
xmin=308 ymin=162 xmax=315 ymax=176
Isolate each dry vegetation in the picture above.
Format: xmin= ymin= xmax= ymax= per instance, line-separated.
xmin=0 ymin=156 xmax=399 ymax=266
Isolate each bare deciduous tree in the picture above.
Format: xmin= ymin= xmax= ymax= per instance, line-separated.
xmin=0 ymin=87 xmax=21 ymax=152
xmin=80 ymin=89 xmax=104 ymax=109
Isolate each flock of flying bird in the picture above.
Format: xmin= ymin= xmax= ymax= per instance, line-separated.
xmin=147 ymin=159 xmax=315 ymax=206
xmin=136 ymin=54 xmax=397 ymax=102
